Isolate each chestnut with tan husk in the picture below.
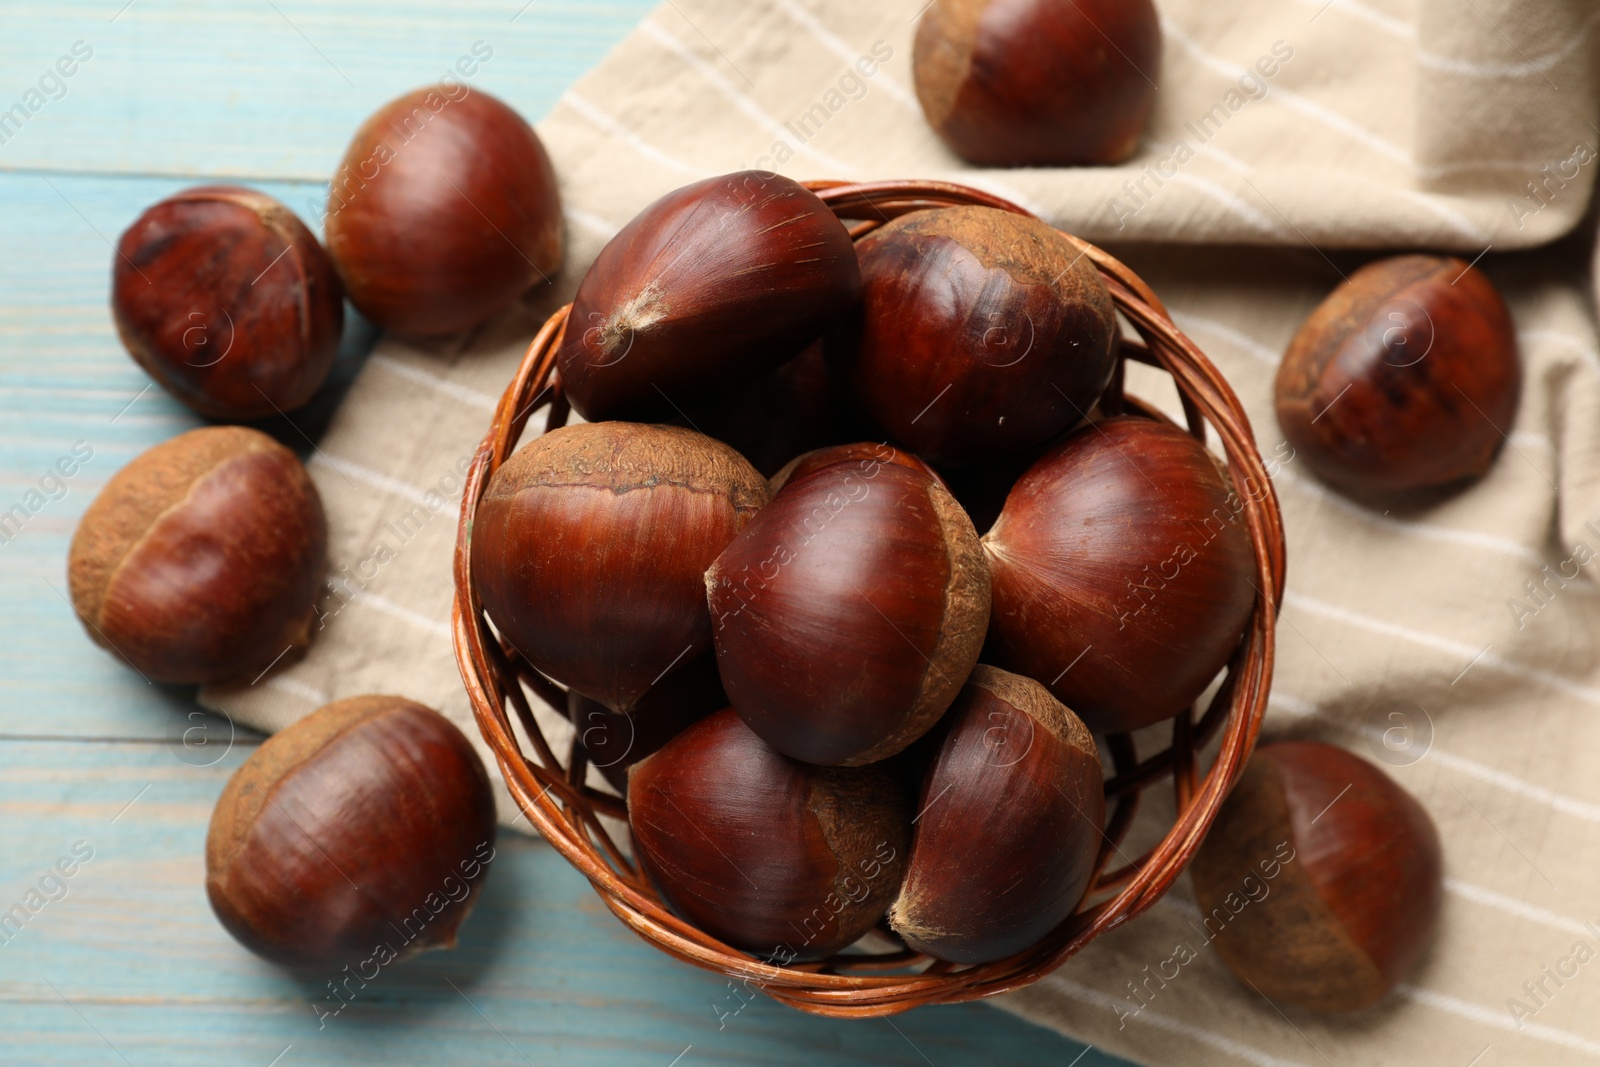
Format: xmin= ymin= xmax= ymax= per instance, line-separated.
xmin=890 ymin=667 xmax=1103 ymax=963
xmin=68 ymin=426 xmax=326 ymax=684
xmin=1191 ymin=741 xmax=1442 ymax=1013
xmin=555 ymin=171 xmax=861 ymax=421
xmin=842 ymin=206 xmax=1119 ymax=465
xmin=112 ymin=185 xmax=344 ymax=419
xmin=707 ymin=458 xmax=990 ymax=767
xmin=326 ymin=86 xmax=562 ymax=336
xmin=628 ymin=710 xmax=910 ymax=962
xmin=982 ymin=417 xmax=1254 ymax=735
xmin=914 ymin=0 xmax=1161 ymax=167
xmin=206 ymin=695 xmax=498 ymax=969
xmin=1275 ymin=255 xmax=1519 ymax=495
xmin=472 ymin=421 xmax=768 ymax=715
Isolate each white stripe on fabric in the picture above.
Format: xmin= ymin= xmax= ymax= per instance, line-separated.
xmin=768 ymin=0 xmax=918 ymax=111
xmin=1048 ymin=979 xmax=1312 ymax=1067
xmin=370 ymin=355 xmax=497 ymax=412
xmin=1397 ymin=985 xmax=1600 ymax=1058
xmin=559 ymin=91 xmax=713 ymax=178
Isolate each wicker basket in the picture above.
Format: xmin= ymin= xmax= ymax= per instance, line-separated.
xmin=451 ymin=178 xmax=1286 ymax=1018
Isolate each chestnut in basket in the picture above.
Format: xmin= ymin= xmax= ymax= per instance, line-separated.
xmin=628 ymin=709 xmax=910 ymax=962
xmin=890 ymin=667 xmax=1103 ymax=963
xmin=913 ymin=0 xmax=1161 ymax=167
xmin=1191 ymin=741 xmax=1442 ymax=1013
xmin=68 ymin=426 xmax=326 ymax=684
xmin=1275 ymin=255 xmax=1520 ymax=495
xmin=556 ymin=171 xmax=861 ymax=421
xmin=982 ymin=417 xmax=1254 ymax=735
xmin=207 ymin=695 xmax=497 ymax=969
xmin=325 ymin=86 xmax=563 ymax=336
xmin=842 ymin=207 xmax=1119 ymax=465
xmin=568 ymin=652 xmax=726 ymax=793
xmin=688 ymin=341 xmax=859 ymax=478
xmin=112 ymin=185 xmax=344 ymax=420
xmin=767 ymin=440 xmax=938 ymax=494
xmin=472 ymin=422 xmax=768 ymax=714
xmin=707 ymin=457 xmax=990 ymax=766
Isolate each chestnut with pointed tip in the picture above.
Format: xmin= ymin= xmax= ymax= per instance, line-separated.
xmin=1275 ymin=255 xmax=1520 ymax=495
xmin=325 ymin=86 xmax=563 ymax=336
xmin=707 ymin=459 xmax=990 ymax=767
xmin=889 ymin=666 xmax=1103 ymax=963
xmin=206 ymin=695 xmax=498 ymax=969
xmin=111 ymin=185 xmax=344 ymax=419
xmin=472 ymin=421 xmax=769 ymax=714
xmin=1191 ymin=741 xmax=1442 ymax=1013
xmin=68 ymin=426 xmax=326 ymax=684
xmin=628 ymin=709 xmax=910 ymax=961
xmin=555 ymin=171 xmax=861 ymax=421
xmin=914 ymin=0 xmax=1161 ymax=167
xmin=841 ymin=207 xmax=1119 ymax=465
xmin=982 ymin=416 xmax=1254 ymax=734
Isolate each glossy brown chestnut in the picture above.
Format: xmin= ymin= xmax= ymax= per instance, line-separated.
xmin=1275 ymin=255 xmax=1520 ymax=495
xmin=767 ymin=440 xmax=938 ymax=495
xmin=111 ymin=185 xmax=344 ymax=419
xmin=68 ymin=426 xmax=326 ymax=684
xmin=890 ymin=666 xmax=1103 ymax=963
xmin=982 ymin=416 xmax=1254 ymax=734
xmin=707 ymin=458 xmax=990 ymax=766
xmin=472 ymin=422 xmax=768 ymax=714
xmin=568 ymin=652 xmax=726 ymax=793
xmin=325 ymin=85 xmax=562 ymax=336
xmin=555 ymin=171 xmax=861 ymax=421
xmin=206 ymin=695 xmax=498 ymax=969
xmin=1191 ymin=741 xmax=1442 ymax=1013
xmin=914 ymin=0 xmax=1161 ymax=166
xmin=628 ymin=709 xmax=910 ymax=961
xmin=842 ymin=207 xmax=1118 ymax=465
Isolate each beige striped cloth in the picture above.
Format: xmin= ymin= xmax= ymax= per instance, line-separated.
xmin=202 ymin=0 xmax=1600 ymax=1062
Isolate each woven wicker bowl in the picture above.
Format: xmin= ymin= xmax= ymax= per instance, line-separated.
xmin=452 ymin=178 xmax=1286 ymax=1018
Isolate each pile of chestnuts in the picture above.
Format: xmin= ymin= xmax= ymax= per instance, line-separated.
xmin=469 ymin=169 xmax=1261 ymax=966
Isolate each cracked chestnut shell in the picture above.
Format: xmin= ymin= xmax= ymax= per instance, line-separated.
xmin=707 ymin=458 xmax=990 ymax=766
xmin=1191 ymin=741 xmax=1442 ymax=1013
xmin=206 ymin=695 xmax=498 ymax=969
xmin=628 ymin=709 xmax=911 ymax=961
xmin=890 ymin=666 xmax=1103 ymax=963
xmin=326 ymin=86 xmax=563 ymax=336
xmin=1275 ymin=255 xmax=1520 ymax=495
xmin=842 ymin=207 xmax=1118 ymax=465
xmin=111 ymin=185 xmax=344 ymax=419
xmin=68 ymin=426 xmax=326 ymax=684
xmin=472 ymin=421 xmax=768 ymax=714
xmin=914 ymin=0 xmax=1161 ymax=166
xmin=555 ymin=171 xmax=861 ymax=420
xmin=982 ymin=417 xmax=1254 ymax=734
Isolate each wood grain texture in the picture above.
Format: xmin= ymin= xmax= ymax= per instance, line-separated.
xmin=0 ymin=1 xmax=1128 ymax=1062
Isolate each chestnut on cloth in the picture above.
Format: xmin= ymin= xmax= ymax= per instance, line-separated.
xmin=203 ymin=0 xmax=1600 ymax=1064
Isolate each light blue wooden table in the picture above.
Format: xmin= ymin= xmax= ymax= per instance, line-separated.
xmin=0 ymin=2 xmax=1136 ymax=1064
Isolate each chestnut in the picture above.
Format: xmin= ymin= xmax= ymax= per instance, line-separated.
xmin=841 ymin=207 xmax=1118 ymax=465
xmin=913 ymin=0 xmax=1161 ymax=167
xmin=206 ymin=695 xmax=497 ymax=969
xmin=68 ymin=426 xmax=326 ymax=684
xmin=111 ymin=185 xmax=344 ymax=419
xmin=1275 ymin=255 xmax=1520 ymax=495
xmin=707 ymin=456 xmax=990 ymax=766
xmin=472 ymin=422 xmax=768 ymax=714
xmin=568 ymin=652 xmax=725 ymax=793
xmin=1191 ymin=741 xmax=1442 ymax=1013
xmin=688 ymin=341 xmax=858 ymax=478
xmin=889 ymin=666 xmax=1103 ymax=963
xmin=325 ymin=86 xmax=562 ymax=336
xmin=767 ymin=440 xmax=938 ymax=495
xmin=555 ymin=171 xmax=861 ymax=421
xmin=628 ymin=709 xmax=910 ymax=961
xmin=982 ymin=416 xmax=1254 ymax=735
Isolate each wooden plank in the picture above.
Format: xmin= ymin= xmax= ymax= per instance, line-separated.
xmin=0 ymin=1 xmax=658 ymax=181
xmin=0 ymin=740 xmax=1120 ymax=1066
